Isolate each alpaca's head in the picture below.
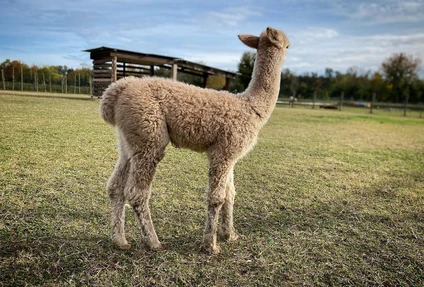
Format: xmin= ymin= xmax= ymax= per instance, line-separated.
xmin=238 ymin=27 xmax=290 ymax=63
xmin=238 ymin=27 xmax=290 ymax=50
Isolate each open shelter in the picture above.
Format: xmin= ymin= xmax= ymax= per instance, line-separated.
xmin=84 ymin=46 xmax=237 ymax=98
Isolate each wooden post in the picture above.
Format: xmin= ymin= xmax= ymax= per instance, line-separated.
xmin=404 ymin=91 xmax=409 ymax=117
xmin=89 ymin=74 xmax=93 ymax=98
xmin=339 ymin=92 xmax=344 ymax=111
xmin=49 ymin=73 xmax=52 ymax=93
xmin=150 ymin=65 xmax=154 ymax=76
xmin=112 ymin=57 xmax=117 ymax=82
xmin=74 ymin=73 xmax=77 ymax=94
xmin=123 ymin=62 xmax=126 ymax=77
xmin=203 ymin=73 xmax=209 ymax=88
xmin=171 ymin=63 xmax=178 ymax=81
xmin=224 ymin=77 xmax=231 ymax=91
xmin=21 ymin=66 xmax=23 ymax=91
xmin=65 ymin=72 xmax=67 ymax=93
xmin=78 ymin=73 xmax=81 ymax=94
xmin=12 ymin=66 xmax=15 ymax=90
xmin=1 ymin=69 xmax=5 ymax=90
xmin=370 ymin=92 xmax=376 ymax=114
xmin=313 ymin=89 xmax=317 ymax=109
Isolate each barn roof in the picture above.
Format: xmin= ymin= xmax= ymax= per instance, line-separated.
xmin=84 ymin=46 xmax=237 ymax=79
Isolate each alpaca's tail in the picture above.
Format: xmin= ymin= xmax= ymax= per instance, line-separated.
xmin=99 ymin=81 xmax=126 ymax=126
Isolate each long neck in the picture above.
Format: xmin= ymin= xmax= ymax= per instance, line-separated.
xmin=243 ymin=48 xmax=284 ymax=120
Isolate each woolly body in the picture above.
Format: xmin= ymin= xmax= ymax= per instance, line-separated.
xmin=100 ymin=27 xmax=290 ymax=254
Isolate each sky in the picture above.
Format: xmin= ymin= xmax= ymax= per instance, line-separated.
xmin=0 ymin=0 xmax=423 ymax=76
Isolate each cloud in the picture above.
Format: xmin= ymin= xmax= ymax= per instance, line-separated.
xmin=293 ymin=27 xmax=339 ymax=45
xmin=340 ymin=0 xmax=424 ymax=24
xmin=1 ymin=0 xmax=423 ymax=76
xmin=286 ymin=30 xmax=424 ymax=74
xmin=202 ymin=6 xmax=262 ymax=28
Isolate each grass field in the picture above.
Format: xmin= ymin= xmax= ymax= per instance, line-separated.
xmin=1 ymin=90 xmax=423 ymax=286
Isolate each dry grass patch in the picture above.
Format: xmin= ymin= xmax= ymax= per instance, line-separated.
xmin=1 ymin=92 xmax=423 ymax=286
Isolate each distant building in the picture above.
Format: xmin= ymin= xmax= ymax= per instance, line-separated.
xmin=84 ymin=46 xmax=237 ymax=98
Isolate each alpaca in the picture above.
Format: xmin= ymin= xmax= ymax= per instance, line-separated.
xmin=100 ymin=27 xmax=290 ymax=254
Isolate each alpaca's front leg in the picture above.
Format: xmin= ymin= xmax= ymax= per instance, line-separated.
xmin=221 ymin=167 xmax=239 ymax=241
xmin=203 ymin=157 xmax=233 ymax=254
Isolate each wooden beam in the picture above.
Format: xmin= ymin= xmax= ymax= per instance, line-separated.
xmin=110 ymin=52 xmax=171 ymax=66
xmin=92 ymin=58 xmax=112 ymax=65
xmin=92 ymin=70 xmax=112 ymax=74
xmin=117 ymin=64 xmax=151 ymax=73
xmin=112 ymin=57 xmax=117 ymax=82
xmin=172 ymin=63 xmax=178 ymax=81
xmin=117 ymin=71 xmax=150 ymax=76
xmin=90 ymin=51 xmax=112 ymax=60
xmin=159 ymin=64 xmax=204 ymax=77
xmin=93 ymin=64 xmax=112 ymax=69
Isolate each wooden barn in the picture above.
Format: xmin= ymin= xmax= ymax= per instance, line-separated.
xmin=84 ymin=47 xmax=237 ymax=98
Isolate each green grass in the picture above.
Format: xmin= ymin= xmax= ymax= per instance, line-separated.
xmin=1 ymin=91 xmax=423 ymax=286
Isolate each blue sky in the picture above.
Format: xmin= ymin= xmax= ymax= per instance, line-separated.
xmin=1 ymin=0 xmax=423 ymax=75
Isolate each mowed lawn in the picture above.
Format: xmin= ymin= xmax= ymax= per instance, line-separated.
xmin=1 ymin=91 xmax=423 ymax=286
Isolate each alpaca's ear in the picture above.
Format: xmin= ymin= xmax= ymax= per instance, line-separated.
xmin=238 ymin=34 xmax=259 ymax=49
xmin=266 ymin=27 xmax=283 ymax=48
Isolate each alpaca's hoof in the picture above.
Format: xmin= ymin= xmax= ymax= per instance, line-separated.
xmin=202 ymin=244 xmax=221 ymax=255
xmin=225 ymin=232 xmax=239 ymax=242
xmin=117 ymin=243 xmax=132 ymax=250
xmin=151 ymin=243 xmax=168 ymax=252
xmin=221 ymin=229 xmax=240 ymax=241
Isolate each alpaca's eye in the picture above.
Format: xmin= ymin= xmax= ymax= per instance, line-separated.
xmin=286 ymin=45 xmax=290 ymax=49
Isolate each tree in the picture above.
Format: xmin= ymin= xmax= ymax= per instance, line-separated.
xmin=409 ymin=78 xmax=424 ymax=103
xmin=325 ymin=68 xmax=334 ymax=79
xmin=289 ymin=75 xmax=299 ymax=98
xmin=237 ymin=52 xmax=255 ymax=90
xmin=154 ymin=67 xmax=171 ymax=78
xmin=369 ymin=72 xmax=389 ymax=102
xmin=381 ymin=53 xmax=422 ymax=103
xmin=280 ymin=68 xmax=293 ymax=97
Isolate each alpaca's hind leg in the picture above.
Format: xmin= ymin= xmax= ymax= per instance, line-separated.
xmin=203 ymin=157 xmax=235 ymax=254
xmin=107 ymin=151 xmax=131 ymax=250
xmin=125 ymin=151 xmax=166 ymax=250
xmin=221 ymin=167 xmax=239 ymax=241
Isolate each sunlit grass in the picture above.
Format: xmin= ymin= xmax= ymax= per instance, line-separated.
xmin=1 ymin=91 xmax=423 ymax=286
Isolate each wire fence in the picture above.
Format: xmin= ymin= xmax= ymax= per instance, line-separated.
xmin=1 ymin=81 xmax=91 ymax=95
xmin=278 ymin=96 xmax=424 ymax=118
xmin=2 ymin=78 xmax=423 ymax=118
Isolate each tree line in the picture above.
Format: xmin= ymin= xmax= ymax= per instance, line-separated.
xmin=0 ymin=59 xmax=92 ymax=93
xmin=1 ymin=52 xmax=422 ymax=103
xmin=233 ymin=52 xmax=423 ymax=104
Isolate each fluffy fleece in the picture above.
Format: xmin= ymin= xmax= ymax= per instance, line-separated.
xmin=100 ymin=27 xmax=290 ymax=254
